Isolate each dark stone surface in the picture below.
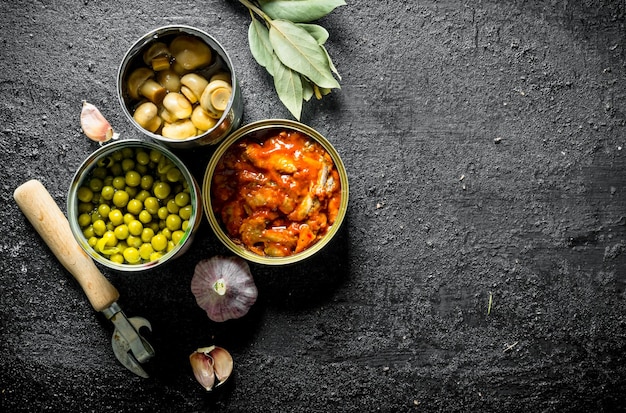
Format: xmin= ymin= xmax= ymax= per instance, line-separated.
xmin=1 ymin=0 xmax=625 ymax=411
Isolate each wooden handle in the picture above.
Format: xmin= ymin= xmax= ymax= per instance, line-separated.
xmin=14 ymin=180 xmax=120 ymax=312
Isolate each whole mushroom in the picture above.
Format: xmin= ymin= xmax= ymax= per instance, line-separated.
xmin=127 ymin=67 xmax=167 ymax=104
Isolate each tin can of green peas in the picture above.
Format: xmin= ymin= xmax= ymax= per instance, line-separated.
xmin=68 ymin=139 xmax=202 ymax=272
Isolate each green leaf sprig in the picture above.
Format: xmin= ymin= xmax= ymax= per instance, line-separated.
xmin=238 ymin=0 xmax=345 ymax=120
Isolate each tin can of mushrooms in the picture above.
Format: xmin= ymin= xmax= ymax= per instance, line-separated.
xmin=117 ymin=25 xmax=243 ymax=149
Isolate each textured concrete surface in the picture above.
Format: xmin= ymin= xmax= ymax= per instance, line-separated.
xmin=1 ymin=0 xmax=626 ymax=412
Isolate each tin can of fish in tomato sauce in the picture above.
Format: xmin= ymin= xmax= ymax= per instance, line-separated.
xmin=202 ymin=119 xmax=349 ymax=266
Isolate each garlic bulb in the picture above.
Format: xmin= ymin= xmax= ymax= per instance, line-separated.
xmin=191 ymin=256 xmax=258 ymax=322
xmin=80 ymin=101 xmax=119 ymax=143
xmin=190 ymin=346 xmax=233 ymax=391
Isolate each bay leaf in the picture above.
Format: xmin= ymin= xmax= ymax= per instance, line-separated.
xmin=269 ymin=19 xmax=340 ymax=89
xmin=273 ymin=58 xmax=303 ymax=120
xmin=321 ymin=44 xmax=341 ymax=80
xmin=259 ymin=0 xmax=346 ymax=23
xmin=302 ymin=76 xmax=314 ymax=102
xmin=297 ymin=23 xmax=329 ymax=45
xmin=248 ymin=19 xmax=276 ymax=76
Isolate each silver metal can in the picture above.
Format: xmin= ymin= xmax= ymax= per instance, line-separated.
xmin=117 ymin=25 xmax=243 ymax=149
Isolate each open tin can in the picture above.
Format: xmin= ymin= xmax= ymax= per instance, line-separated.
xmin=67 ymin=139 xmax=203 ymax=272
xmin=202 ymin=119 xmax=349 ymax=266
xmin=117 ymin=25 xmax=243 ymax=149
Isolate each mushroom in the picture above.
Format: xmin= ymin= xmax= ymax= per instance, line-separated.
xmin=200 ymin=79 xmax=232 ymax=115
xmin=191 ymin=105 xmax=218 ymax=131
xmin=162 ymin=92 xmax=193 ymax=120
xmin=142 ymin=42 xmax=171 ymax=71
xmin=159 ymin=106 xmax=178 ymax=124
xmin=162 ymin=119 xmax=197 ymax=139
xmin=169 ymin=35 xmax=212 ymax=71
xmin=127 ymin=67 xmax=167 ymax=104
xmin=180 ymin=73 xmax=209 ymax=104
xmin=133 ymin=101 xmax=162 ymax=133
xmin=210 ymin=71 xmax=231 ymax=83
xmin=156 ymin=69 xmax=181 ymax=93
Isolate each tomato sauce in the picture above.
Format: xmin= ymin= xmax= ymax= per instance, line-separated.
xmin=211 ymin=129 xmax=342 ymax=257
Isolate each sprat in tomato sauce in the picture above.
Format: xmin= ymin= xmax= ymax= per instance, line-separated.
xmin=211 ymin=129 xmax=342 ymax=257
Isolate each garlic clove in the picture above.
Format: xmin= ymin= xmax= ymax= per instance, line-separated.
xmin=210 ymin=346 xmax=234 ymax=385
xmin=189 ymin=348 xmax=216 ymax=391
xmin=80 ymin=101 xmax=119 ymax=144
xmin=190 ymin=346 xmax=233 ymax=391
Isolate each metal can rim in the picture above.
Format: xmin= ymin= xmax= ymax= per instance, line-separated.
xmin=202 ymin=119 xmax=350 ymax=266
xmin=67 ymin=139 xmax=202 ymax=272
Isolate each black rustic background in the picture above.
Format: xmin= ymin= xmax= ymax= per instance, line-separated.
xmin=1 ymin=1 xmax=625 ymax=412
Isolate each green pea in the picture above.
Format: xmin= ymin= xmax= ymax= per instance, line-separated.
xmin=78 ymin=202 xmax=93 ymax=214
xmin=109 ymin=209 xmax=124 ymax=226
xmin=111 ymin=150 xmax=123 ymax=161
xmin=139 ymin=243 xmax=154 ymax=260
xmin=172 ymin=230 xmax=185 ymax=245
xmin=89 ymin=178 xmax=104 ymax=192
xmin=139 ymin=210 xmax=152 ymax=224
xmin=182 ymin=220 xmax=189 ymax=231
xmin=157 ymin=206 xmax=169 ymax=220
xmin=127 ymin=199 xmax=143 ymax=215
xmin=83 ymin=225 xmax=95 ymax=239
xmin=166 ymin=199 xmax=179 ymax=214
xmin=178 ymin=205 xmax=192 ymax=220
xmin=78 ymin=213 xmax=91 ymax=227
xmin=109 ymin=163 xmax=123 ymax=177
xmin=128 ymin=220 xmax=143 ymax=236
xmin=174 ymin=192 xmax=190 ymax=207
xmin=110 ymin=253 xmax=125 ymax=264
xmin=122 ymin=147 xmax=134 ymax=159
xmin=77 ymin=186 xmax=93 ymax=203
xmin=91 ymin=211 xmax=103 ymax=224
xmin=135 ymin=189 xmax=151 ymax=203
xmin=136 ymin=164 xmax=148 ymax=175
xmin=114 ymin=224 xmax=130 ymax=240
xmin=144 ymin=197 xmax=159 ymax=214
xmin=166 ymin=214 xmax=182 ymax=231
xmin=161 ymin=228 xmax=172 ymax=240
xmin=126 ymin=235 xmax=142 ymax=248
xmin=125 ymin=186 xmax=138 ymax=198
xmin=88 ymin=236 xmax=98 ymax=248
xmin=125 ymin=170 xmax=141 ymax=187
xmin=97 ymin=203 xmax=111 ymax=218
xmin=149 ymin=222 xmax=160 ymax=232
xmin=153 ymin=181 xmax=171 ymax=200
xmin=113 ymin=190 xmax=130 ymax=208
xmin=166 ymin=167 xmax=182 ymax=183
xmin=140 ymin=228 xmax=155 ymax=243
xmin=136 ymin=150 xmax=150 ymax=166
xmin=121 ymin=158 xmax=135 ymax=173
xmin=101 ymin=185 xmax=115 ymax=201
xmin=149 ymin=149 xmax=162 ymax=163
xmin=123 ymin=213 xmax=135 ymax=225
xmin=112 ymin=176 xmax=126 ymax=190
xmin=166 ymin=240 xmax=176 ymax=252
xmin=103 ymin=176 xmax=114 ymax=186
xmin=151 ymin=234 xmax=168 ymax=251
xmin=140 ymin=175 xmax=154 ymax=190
xmin=149 ymin=251 xmax=164 ymax=261
xmin=92 ymin=219 xmax=107 ymax=237
xmin=123 ymin=247 xmax=141 ymax=264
